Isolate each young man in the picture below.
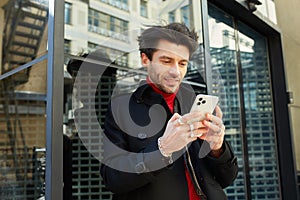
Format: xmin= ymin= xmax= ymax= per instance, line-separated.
xmin=100 ymin=22 xmax=238 ymax=200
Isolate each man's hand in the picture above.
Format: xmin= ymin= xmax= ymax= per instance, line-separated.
xmin=158 ymin=111 xmax=208 ymax=155
xmin=199 ymin=105 xmax=225 ymax=157
xmin=159 ymin=105 xmax=225 ymax=157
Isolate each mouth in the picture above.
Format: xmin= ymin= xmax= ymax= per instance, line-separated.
xmin=164 ymin=78 xmax=180 ymax=86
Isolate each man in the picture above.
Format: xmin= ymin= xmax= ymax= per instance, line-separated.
xmin=100 ymin=22 xmax=238 ymax=200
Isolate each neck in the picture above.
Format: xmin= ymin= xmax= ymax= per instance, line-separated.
xmin=147 ymin=77 xmax=177 ymax=113
xmin=146 ymin=77 xmax=178 ymax=95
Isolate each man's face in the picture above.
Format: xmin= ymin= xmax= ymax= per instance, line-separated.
xmin=142 ymin=39 xmax=190 ymax=93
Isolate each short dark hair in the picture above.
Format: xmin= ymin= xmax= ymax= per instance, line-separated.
xmin=137 ymin=22 xmax=199 ymax=60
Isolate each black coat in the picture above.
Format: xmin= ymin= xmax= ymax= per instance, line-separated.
xmin=100 ymin=82 xmax=238 ymax=200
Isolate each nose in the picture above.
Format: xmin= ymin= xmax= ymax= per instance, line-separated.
xmin=169 ymin=63 xmax=180 ymax=77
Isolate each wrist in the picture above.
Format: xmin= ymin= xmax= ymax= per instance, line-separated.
xmin=158 ymin=137 xmax=173 ymax=164
xmin=210 ymin=146 xmax=224 ymax=158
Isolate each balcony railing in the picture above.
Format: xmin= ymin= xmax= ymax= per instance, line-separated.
xmin=88 ymin=25 xmax=129 ymax=42
xmin=100 ymin=0 xmax=129 ymax=11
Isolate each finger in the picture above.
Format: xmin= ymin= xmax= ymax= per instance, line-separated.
xmin=192 ymin=121 xmax=206 ymax=129
xmin=203 ymin=120 xmax=222 ymax=133
xmin=192 ymin=127 xmax=209 ymax=137
xmin=172 ymin=113 xmax=181 ymax=121
xmin=215 ymin=105 xmax=223 ymax=119
xmin=183 ymin=111 xmax=205 ymax=123
xmin=206 ymin=113 xmax=223 ymax=126
xmin=170 ymin=113 xmax=182 ymax=125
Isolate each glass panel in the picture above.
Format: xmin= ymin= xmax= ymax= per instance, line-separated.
xmin=64 ymin=2 xmax=72 ymax=25
xmin=208 ymin=4 xmax=281 ymax=200
xmin=101 ymin=0 xmax=129 ymax=11
xmin=0 ymin=0 xmax=49 ymax=198
xmin=180 ymin=5 xmax=190 ymax=28
xmin=168 ymin=11 xmax=175 ymax=23
xmin=238 ymin=22 xmax=280 ymax=200
xmin=140 ymin=0 xmax=148 ymax=18
xmin=1 ymin=0 xmax=49 ymax=75
xmin=64 ymin=0 xmax=203 ymax=199
xmin=0 ymin=62 xmax=47 ymax=199
xmin=208 ymin=5 xmax=246 ymax=199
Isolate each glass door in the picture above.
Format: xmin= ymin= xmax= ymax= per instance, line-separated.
xmin=207 ymin=4 xmax=280 ymax=200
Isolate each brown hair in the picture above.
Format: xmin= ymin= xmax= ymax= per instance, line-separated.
xmin=137 ymin=22 xmax=199 ymax=60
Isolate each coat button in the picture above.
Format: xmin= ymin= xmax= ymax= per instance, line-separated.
xmin=137 ymin=133 xmax=147 ymax=139
xmin=135 ymin=162 xmax=146 ymax=173
xmin=136 ymin=98 xmax=144 ymax=103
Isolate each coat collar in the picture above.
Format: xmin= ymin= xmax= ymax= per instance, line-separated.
xmin=133 ymin=80 xmax=197 ymax=114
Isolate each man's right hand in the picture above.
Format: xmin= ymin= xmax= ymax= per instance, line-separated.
xmin=158 ymin=112 xmax=208 ymax=155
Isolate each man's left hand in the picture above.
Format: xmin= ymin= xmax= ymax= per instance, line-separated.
xmin=198 ymin=105 xmax=225 ymax=154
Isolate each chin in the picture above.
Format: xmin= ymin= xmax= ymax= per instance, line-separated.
xmin=165 ymin=87 xmax=178 ymax=94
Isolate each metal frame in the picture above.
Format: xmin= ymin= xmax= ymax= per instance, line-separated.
xmin=2 ymin=0 xmax=292 ymax=199
xmin=232 ymin=17 xmax=252 ymax=200
xmin=199 ymin=0 xmax=212 ymax=94
xmin=202 ymin=0 xmax=299 ymax=199
xmin=0 ymin=54 xmax=47 ymax=81
xmin=45 ymin=0 xmax=64 ymax=199
xmin=0 ymin=0 xmax=64 ymax=197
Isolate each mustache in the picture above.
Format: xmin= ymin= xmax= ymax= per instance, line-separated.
xmin=165 ymin=76 xmax=180 ymax=80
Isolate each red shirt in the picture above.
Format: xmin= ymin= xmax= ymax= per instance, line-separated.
xmin=146 ymin=78 xmax=177 ymax=113
xmin=147 ymin=78 xmax=200 ymax=200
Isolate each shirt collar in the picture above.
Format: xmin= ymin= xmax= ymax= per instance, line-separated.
xmin=133 ymin=80 xmax=197 ymax=114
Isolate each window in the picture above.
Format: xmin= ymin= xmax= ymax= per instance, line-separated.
xmin=88 ymin=8 xmax=128 ymax=40
xmin=140 ymin=0 xmax=148 ymax=17
xmin=169 ymin=11 xmax=175 ymax=23
xmin=88 ymin=42 xmax=128 ymax=67
xmin=180 ymin=5 xmax=190 ymax=28
xmin=64 ymin=39 xmax=71 ymax=54
xmin=101 ymin=0 xmax=129 ymax=11
xmin=88 ymin=9 xmax=100 ymax=27
xmin=65 ymin=2 xmax=72 ymax=24
xmin=207 ymin=4 xmax=280 ymax=199
xmin=110 ymin=17 xmax=128 ymax=35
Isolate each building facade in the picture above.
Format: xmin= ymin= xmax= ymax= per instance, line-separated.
xmin=0 ymin=0 xmax=299 ymax=199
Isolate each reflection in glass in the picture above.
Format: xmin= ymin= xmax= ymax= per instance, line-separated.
xmin=208 ymin=4 xmax=280 ymax=200
xmin=180 ymin=5 xmax=190 ymax=28
xmin=169 ymin=11 xmax=175 ymax=23
xmin=208 ymin=5 xmax=246 ymax=199
xmin=1 ymin=0 xmax=49 ymax=198
xmin=239 ymin=22 xmax=280 ymax=199
xmin=2 ymin=0 xmax=49 ymax=74
xmin=88 ymin=9 xmax=129 ymax=42
xmin=0 ymin=66 xmax=47 ymax=199
xmin=63 ymin=0 xmax=203 ymax=199
xmin=140 ymin=0 xmax=148 ymax=18
xmin=65 ymin=2 xmax=72 ymax=25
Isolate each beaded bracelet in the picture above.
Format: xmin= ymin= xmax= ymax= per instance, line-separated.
xmin=158 ymin=137 xmax=173 ymax=164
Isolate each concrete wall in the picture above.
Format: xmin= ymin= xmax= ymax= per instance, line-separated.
xmin=275 ymin=0 xmax=300 ymax=171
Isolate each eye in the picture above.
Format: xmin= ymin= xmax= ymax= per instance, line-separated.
xmin=161 ymin=59 xmax=171 ymax=64
xmin=179 ymin=62 xmax=188 ymax=67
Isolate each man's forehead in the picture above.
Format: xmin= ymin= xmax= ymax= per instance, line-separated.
xmin=155 ymin=41 xmax=190 ymax=60
xmin=154 ymin=48 xmax=189 ymax=60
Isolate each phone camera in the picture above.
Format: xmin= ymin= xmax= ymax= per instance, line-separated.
xmin=197 ymin=97 xmax=206 ymax=105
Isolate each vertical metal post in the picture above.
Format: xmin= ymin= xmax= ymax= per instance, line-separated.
xmin=200 ymin=0 xmax=213 ymax=94
xmin=189 ymin=0 xmax=194 ymax=29
xmin=45 ymin=0 xmax=64 ymax=199
xmin=269 ymin=34 xmax=300 ymax=200
xmin=233 ymin=19 xmax=252 ymax=200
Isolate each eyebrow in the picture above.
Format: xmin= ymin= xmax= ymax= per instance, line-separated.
xmin=159 ymin=56 xmax=188 ymax=63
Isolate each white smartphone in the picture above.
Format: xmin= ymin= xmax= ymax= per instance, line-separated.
xmin=188 ymin=94 xmax=219 ymax=122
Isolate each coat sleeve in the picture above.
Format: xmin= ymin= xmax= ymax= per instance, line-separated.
xmin=100 ymin=101 xmax=171 ymax=194
xmin=205 ymin=141 xmax=238 ymax=188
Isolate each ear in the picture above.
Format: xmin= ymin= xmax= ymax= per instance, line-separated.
xmin=141 ymin=53 xmax=150 ymax=67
